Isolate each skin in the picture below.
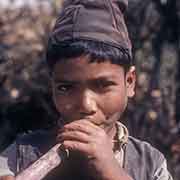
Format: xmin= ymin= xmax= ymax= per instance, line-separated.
xmin=1 ymin=55 xmax=136 ymax=180
xmin=0 ymin=176 xmax=15 ymax=180
xmin=52 ymin=55 xmax=136 ymax=180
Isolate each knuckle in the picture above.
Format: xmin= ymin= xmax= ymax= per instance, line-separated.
xmin=97 ymin=129 xmax=106 ymax=138
xmin=71 ymin=143 xmax=78 ymax=150
xmin=89 ymin=143 xmax=97 ymax=156
xmin=64 ymin=141 xmax=78 ymax=150
xmin=62 ymin=141 xmax=68 ymax=147
xmin=72 ymin=131 xmax=79 ymax=137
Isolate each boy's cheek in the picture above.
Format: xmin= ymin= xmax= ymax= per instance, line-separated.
xmin=102 ymin=95 xmax=127 ymax=114
xmin=53 ymin=95 xmax=74 ymax=113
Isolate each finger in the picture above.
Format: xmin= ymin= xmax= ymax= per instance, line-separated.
xmin=62 ymin=119 xmax=102 ymax=134
xmin=63 ymin=140 xmax=92 ymax=156
xmin=57 ymin=131 xmax=90 ymax=143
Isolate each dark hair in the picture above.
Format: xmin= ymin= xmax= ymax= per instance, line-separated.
xmin=46 ymin=39 xmax=133 ymax=74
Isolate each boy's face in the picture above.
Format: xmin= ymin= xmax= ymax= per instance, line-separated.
xmin=52 ymin=55 xmax=135 ymax=136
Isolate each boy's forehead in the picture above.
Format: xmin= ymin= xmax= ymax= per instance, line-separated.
xmin=52 ymin=57 xmax=124 ymax=82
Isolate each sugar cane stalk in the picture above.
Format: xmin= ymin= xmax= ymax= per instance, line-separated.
xmin=15 ymin=144 xmax=67 ymax=180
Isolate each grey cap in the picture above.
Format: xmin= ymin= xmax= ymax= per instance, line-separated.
xmin=50 ymin=0 xmax=132 ymax=57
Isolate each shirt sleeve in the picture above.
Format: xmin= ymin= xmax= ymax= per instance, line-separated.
xmin=0 ymin=142 xmax=17 ymax=177
xmin=153 ymin=159 xmax=173 ymax=180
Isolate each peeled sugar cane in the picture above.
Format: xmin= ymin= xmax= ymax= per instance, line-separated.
xmin=16 ymin=144 xmax=69 ymax=180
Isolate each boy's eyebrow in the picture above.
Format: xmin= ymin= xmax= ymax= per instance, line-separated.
xmin=93 ymin=76 xmax=115 ymax=81
xmin=53 ymin=75 xmax=116 ymax=84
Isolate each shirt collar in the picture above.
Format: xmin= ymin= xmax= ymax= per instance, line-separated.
xmin=114 ymin=122 xmax=129 ymax=151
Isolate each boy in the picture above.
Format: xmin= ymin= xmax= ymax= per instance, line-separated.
xmin=0 ymin=0 xmax=173 ymax=180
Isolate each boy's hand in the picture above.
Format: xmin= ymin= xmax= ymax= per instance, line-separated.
xmin=57 ymin=119 xmax=114 ymax=159
xmin=56 ymin=120 xmax=132 ymax=180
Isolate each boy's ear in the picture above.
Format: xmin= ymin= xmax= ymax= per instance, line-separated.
xmin=125 ymin=66 xmax=136 ymax=98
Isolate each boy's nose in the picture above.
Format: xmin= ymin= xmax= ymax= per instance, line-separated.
xmin=78 ymin=90 xmax=97 ymax=117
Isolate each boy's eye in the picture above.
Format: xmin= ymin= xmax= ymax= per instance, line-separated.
xmin=55 ymin=84 xmax=74 ymax=93
xmin=95 ymin=80 xmax=116 ymax=90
